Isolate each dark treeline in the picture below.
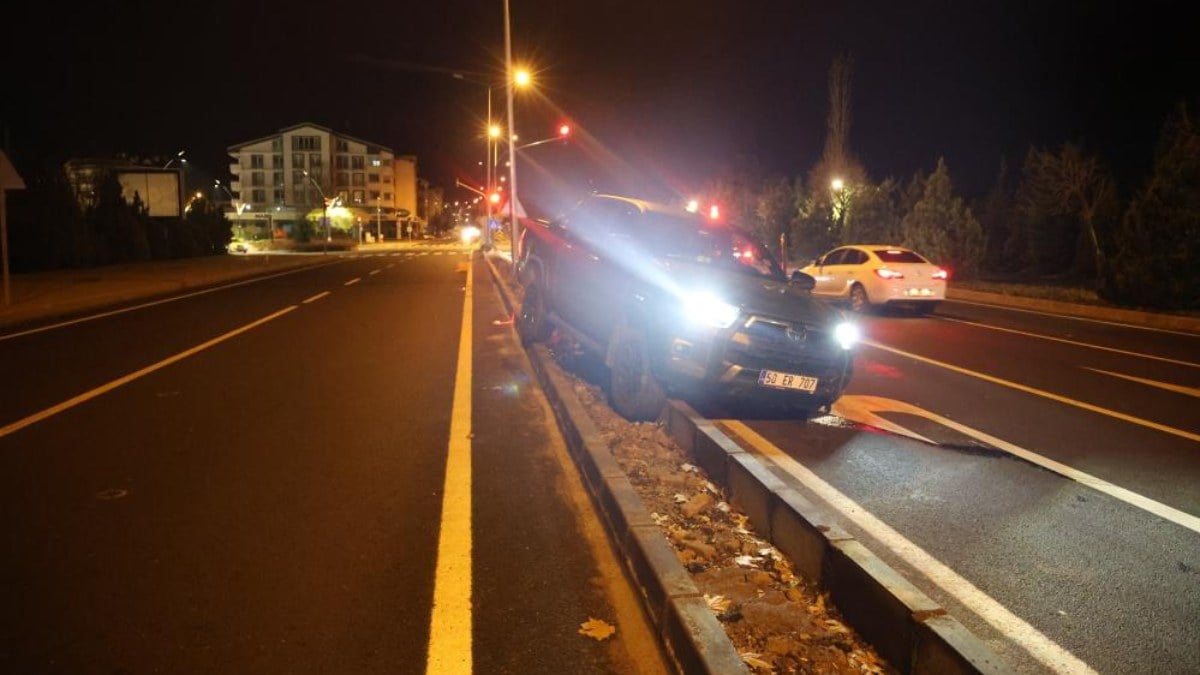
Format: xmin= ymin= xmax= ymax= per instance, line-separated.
xmin=6 ymin=167 xmax=231 ymax=272
xmin=712 ymin=103 xmax=1199 ymax=311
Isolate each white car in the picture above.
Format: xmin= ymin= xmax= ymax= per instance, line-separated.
xmin=799 ymin=245 xmax=948 ymax=314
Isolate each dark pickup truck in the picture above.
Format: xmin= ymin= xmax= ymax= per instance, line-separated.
xmin=515 ymin=194 xmax=858 ymax=421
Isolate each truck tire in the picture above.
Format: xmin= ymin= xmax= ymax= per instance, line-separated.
xmin=607 ymin=321 xmax=666 ymax=421
xmin=517 ymin=274 xmax=552 ymax=345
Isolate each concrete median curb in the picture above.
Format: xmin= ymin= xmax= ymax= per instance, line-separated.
xmin=663 ymin=402 xmax=1009 ymax=675
xmin=482 ymin=252 xmax=749 ymax=674
xmin=485 ymin=250 xmax=1010 ymax=674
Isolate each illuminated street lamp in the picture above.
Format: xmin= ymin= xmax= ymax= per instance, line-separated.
xmin=163 ymin=150 xmax=186 ymax=169
xmin=831 ymin=178 xmax=845 ymax=192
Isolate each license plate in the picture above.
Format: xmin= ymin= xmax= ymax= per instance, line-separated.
xmin=757 ymin=369 xmax=818 ymax=393
xmin=904 ymin=288 xmax=934 ymax=297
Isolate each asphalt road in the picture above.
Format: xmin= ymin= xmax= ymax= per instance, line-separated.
xmin=0 ymin=250 xmax=667 ymax=674
xmin=722 ymin=298 xmax=1200 ymax=674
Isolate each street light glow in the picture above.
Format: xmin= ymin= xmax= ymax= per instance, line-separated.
xmin=686 ymin=199 xmax=699 ymax=213
xmin=831 ymin=178 xmax=845 ymax=191
xmin=514 ymin=68 xmax=532 ymax=87
xmin=558 ymin=124 xmax=571 ymax=137
xmin=489 ymin=124 xmax=502 ymax=138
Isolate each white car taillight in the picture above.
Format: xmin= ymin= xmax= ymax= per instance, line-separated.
xmin=931 ymin=268 xmax=949 ymax=280
xmin=874 ymin=268 xmax=904 ymax=280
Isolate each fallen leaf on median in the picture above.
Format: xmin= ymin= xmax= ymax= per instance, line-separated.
xmin=740 ymin=651 xmax=775 ymax=672
xmin=578 ymin=617 xmax=616 ymax=641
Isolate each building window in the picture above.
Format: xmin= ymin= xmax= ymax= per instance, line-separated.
xmin=368 ymin=173 xmax=379 ymax=184
xmin=273 ymin=189 xmax=285 ymax=204
xmin=292 ymin=136 xmax=320 ymax=151
xmin=352 ymin=190 xmax=365 ymax=204
xmin=250 ymin=172 xmax=265 ymax=187
xmin=369 ymin=190 xmax=380 ymax=200
xmin=252 ymin=189 xmax=266 ymax=203
xmin=352 ymin=173 xmax=364 ymax=186
xmin=382 ymin=158 xmax=392 ymax=166
xmin=336 ymin=172 xmax=349 ymax=187
xmin=351 ymin=156 xmax=365 ymax=170
xmin=309 ymin=153 xmax=321 ymax=167
xmin=293 ymin=153 xmax=305 ymax=167
xmin=273 ymin=171 xmax=284 ymax=186
xmin=337 ymin=190 xmax=349 ymax=201
xmin=250 ymin=154 xmax=264 ymax=169
xmin=370 ymin=158 xmax=381 ymax=167
xmin=335 ymin=155 xmax=348 ymax=169
xmin=293 ymin=171 xmax=306 ymax=185
xmin=271 ymin=138 xmax=283 ymax=151
xmin=336 ymin=139 xmax=348 ymax=152
xmin=383 ymin=192 xmax=392 ymax=201
xmin=272 ymin=154 xmax=283 ymax=167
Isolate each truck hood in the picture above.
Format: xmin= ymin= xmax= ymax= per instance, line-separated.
xmin=667 ymin=264 xmax=844 ymax=326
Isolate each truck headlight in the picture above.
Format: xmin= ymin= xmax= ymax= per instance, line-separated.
xmin=683 ymin=292 xmax=740 ymax=328
xmin=834 ymin=321 xmax=860 ymax=350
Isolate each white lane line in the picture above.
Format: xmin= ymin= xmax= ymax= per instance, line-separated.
xmin=939 ymin=316 xmax=1200 ymax=369
xmin=946 ymin=298 xmax=1200 ymax=338
xmin=1083 ymin=368 xmax=1200 ymax=398
xmin=863 ymin=339 xmax=1200 ymax=443
xmin=0 ymin=261 xmax=340 ymax=342
xmin=301 ymin=291 xmax=331 ymax=304
xmin=425 ymin=256 xmax=474 ymax=672
xmin=344 ymin=278 xmax=361 ymax=286
xmin=0 ymin=306 xmax=298 ymax=440
xmin=833 ymin=395 xmax=1200 ymax=535
xmin=369 ymin=269 xmax=381 ymax=276
xmin=720 ymin=419 xmax=1098 ymax=675
xmin=385 ymin=264 xmax=394 ymax=269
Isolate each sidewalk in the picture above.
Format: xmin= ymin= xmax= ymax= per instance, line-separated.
xmin=0 ymin=253 xmax=332 ymax=331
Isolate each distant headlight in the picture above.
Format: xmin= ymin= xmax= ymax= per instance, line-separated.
xmin=834 ymin=321 xmax=860 ymax=350
xmin=461 ymin=225 xmax=481 ymax=243
xmin=683 ymin=292 xmax=740 ymax=328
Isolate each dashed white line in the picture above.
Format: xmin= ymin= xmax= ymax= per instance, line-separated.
xmin=939 ymin=316 xmax=1200 ymax=369
xmin=0 ymin=306 xmax=298 ymax=440
xmin=344 ymin=278 xmax=361 ymax=286
xmin=863 ymin=339 xmax=1200 ymax=443
xmin=302 ymin=291 xmax=331 ymax=304
xmin=369 ymin=269 xmax=381 ymax=276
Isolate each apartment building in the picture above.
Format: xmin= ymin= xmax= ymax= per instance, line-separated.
xmin=227 ymin=123 xmax=417 ymax=233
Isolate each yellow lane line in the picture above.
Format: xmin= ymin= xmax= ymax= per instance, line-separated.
xmin=425 ymin=256 xmax=474 ymax=673
xmin=1083 ymin=368 xmax=1200 ymax=398
xmin=344 ymin=278 xmax=361 ymax=286
xmin=369 ymin=269 xmax=382 ymax=276
xmin=301 ymin=291 xmax=330 ymax=304
xmin=0 ymin=306 xmax=298 ymax=440
xmin=720 ymin=419 xmax=1098 ymax=675
xmin=939 ymin=316 xmax=1200 ymax=369
xmin=863 ymin=340 xmax=1200 ymax=443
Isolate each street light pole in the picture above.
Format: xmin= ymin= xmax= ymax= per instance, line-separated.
xmin=503 ymin=0 xmax=520 ymax=260
xmin=302 ymin=170 xmax=330 ymax=255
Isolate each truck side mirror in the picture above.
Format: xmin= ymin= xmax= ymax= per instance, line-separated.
xmin=789 ymin=270 xmax=816 ymax=291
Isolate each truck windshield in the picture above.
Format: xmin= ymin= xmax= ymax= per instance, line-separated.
xmin=641 ymin=214 xmax=785 ymax=280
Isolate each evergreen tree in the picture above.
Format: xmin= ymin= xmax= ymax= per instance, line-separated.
xmin=754 ymin=176 xmax=796 ymax=255
xmin=978 ymin=159 xmax=1014 ymax=275
xmin=842 ymin=178 xmax=902 ymax=245
xmin=901 ymin=158 xmax=984 ymax=278
xmin=1103 ymin=104 xmax=1200 ymax=308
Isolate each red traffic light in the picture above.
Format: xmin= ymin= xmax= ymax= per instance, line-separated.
xmin=489 ymin=192 xmax=501 ymax=204
xmin=558 ymin=124 xmax=571 ymax=138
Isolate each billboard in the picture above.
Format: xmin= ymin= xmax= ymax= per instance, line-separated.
xmin=118 ymin=170 xmax=181 ymax=217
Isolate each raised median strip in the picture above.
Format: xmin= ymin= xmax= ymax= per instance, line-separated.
xmin=947 ymin=287 xmax=1200 ymax=333
xmin=485 ymin=250 xmax=1008 ymax=674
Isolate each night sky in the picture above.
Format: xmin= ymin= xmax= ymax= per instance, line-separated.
xmin=3 ymin=1 xmax=1195 ymax=216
